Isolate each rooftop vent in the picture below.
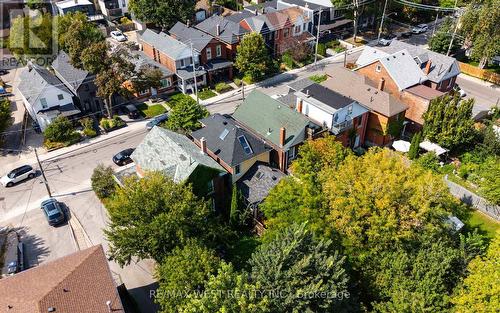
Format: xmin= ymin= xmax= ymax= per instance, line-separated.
xmin=48 ymin=308 xmax=55 ymax=312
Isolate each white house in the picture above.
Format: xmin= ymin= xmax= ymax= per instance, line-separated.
xmin=17 ymin=63 xmax=80 ymax=131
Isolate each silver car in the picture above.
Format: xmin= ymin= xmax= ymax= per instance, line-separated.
xmin=1 ymin=165 xmax=36 ymax=187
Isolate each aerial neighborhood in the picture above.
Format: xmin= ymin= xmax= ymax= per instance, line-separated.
xmin=0 ymin=0 xmax=499 ymax=312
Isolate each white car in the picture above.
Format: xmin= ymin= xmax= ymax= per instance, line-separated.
xmin=110 ymin=31 xmax=127 ymax=42
xmin=378 ymin=37 xmax=394 ymax=46
xmin=1 ymin=165 xmax=36 ymax=187
xmin=454 ymin=85 xmax=467 ymax=97
xmin=411 ymin=24 xmax=428 ymax=34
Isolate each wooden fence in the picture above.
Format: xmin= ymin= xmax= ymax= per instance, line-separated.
xmin=458 ymin=62 xmax=500 ymax=85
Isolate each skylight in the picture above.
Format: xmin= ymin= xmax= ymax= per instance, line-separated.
xmin=219 ymin=128 xmax=229 ymax=140
xmin=238 ymin=135 xmax=253 ymax=155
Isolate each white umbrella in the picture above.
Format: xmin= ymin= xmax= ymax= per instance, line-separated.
xmin=392 ymin=140 xmax=411 ymax=153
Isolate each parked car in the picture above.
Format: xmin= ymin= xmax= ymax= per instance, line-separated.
xmin=41 ymin=198 xmax=65 ymax=226
xmin=1 ymin=165 xmax=36 ymax=187
xmin=149 ymin=95 xmax=160 ymax=103
xmin=411 ymin=24 xmax=428 ymax=34
xmin=146 ymin=113 xmax=169 ymax=130
xmin=110 ymin=30 xmax=127 ymax=42
xmin=379 ymin=34 xmax=397 ymax=46
xmin=113 ymin=148 xmax=135 ymax=166
xmin=453 ymin=85 xmax=467 ymax=97
xmin=123 ymin=104 xmax=140 ymax=119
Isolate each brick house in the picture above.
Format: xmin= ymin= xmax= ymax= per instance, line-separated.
xmin=170 ymin=22 xmax=234 ymax=85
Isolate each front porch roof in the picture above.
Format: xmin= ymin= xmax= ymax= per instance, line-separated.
xmin=204 ymin=59 xmax=233 ymax=72
xmin=319 ymin=18 xmax=352 ymax=32
xmin=176 ymin=66 xmax=207 ymax=80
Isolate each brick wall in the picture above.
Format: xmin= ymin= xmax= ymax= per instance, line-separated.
xmin=141 ymin=41 xmax=178 ymax=73
xmin=400 ymin=91 xmax=430 ymax=126
xmin=357 ymin=61 xmax=401 ymax=96
xmin=199 ymin=38 xmax=229 ymax=64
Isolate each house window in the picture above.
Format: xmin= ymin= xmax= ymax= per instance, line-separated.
xmin=235 ymin=164 xmax=241 ymax=175
xmin=294 ymin=25 xmax=301 ymax=34
xmin=206 ymin=47 xmax=212 ymax=60
xmin=139 ymin=89 xmax=149 ymax=96
xmin=40 ymin=98 xmax=48 ymax=108
xmin=376 ymin=64 xmax=381 ymax=72
xmin=216 ymin=45 xmax=222 ymax=57
xmin=160 ymin=78 xmax=171 ymax=88
xmin=284 ymin=28 xmax=289 ymax=38
xmin=207 ymin=180 xmax=214 ymax=193
xmin=303 ymin=23 xmax=307 ymax=32
xmin=348 ymin=105 xmax=353 ymax=115
xmin=57 ymin=94 xmax=64 ymax=100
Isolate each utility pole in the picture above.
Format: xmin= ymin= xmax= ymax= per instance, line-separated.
xmin=447 ymin=0 xmax=460 ymax=56
xmin=377 ymin=0 xmax=389 ymax=43
xmin=314 ymin=8 xmax=323 ymax=65
xmin=35 ymin=148 xmax=52 ymax=198
xmin=190 ymin=42 xmax=200 ymax=105
xmin=432 ymin=9 xmax=439 ymax=36
xmin=343 ymin=50 xmax=347 ymax=67
xmin=241 ymin=83 xmax=245 ymax=100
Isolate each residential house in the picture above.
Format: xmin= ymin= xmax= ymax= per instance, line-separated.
xmin=97 ymin=0 xmax=129 ymax=19
xmin=232 ymin=90 xmax=322 ymax=171
xmin=55 ymin=0 xmax=97 ymax=16
xmin=52 ymin=51 xmax=104 ymax=114
xmin=355 ymin=41 xmax=457 ymax=127
xmin=170 ymin=22 xmax=234 ymax=84
xmin=0 ymin=245 xmax=124 ymax=313
xmin=191 ymin=113 xmax=273 ymax=182
xmin=282 ymin=78 xmax=370 ymax=147
xmin=323 ymin=67 xmax=408 ymax=146
xmin=195 ymin=0 xmax=224 ymax=22
xmin=137 ymin=29 xmax=207 ymax=94
xmin=194 ymin=12 xmax=251 ymax=60
xmin=17 ymin=63 xmax=81 ymax=131
xmin=130 ymin=126 xmax=228 ymax=209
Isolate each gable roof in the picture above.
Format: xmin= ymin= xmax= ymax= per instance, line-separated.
xmin=195 ymin=14 xmax=249 ymax=44
xmin=280 ymin=7 xmax=309 ymax=24
xmin=18 ymin=63 xmax=72 ymax=105
xmin=296 ymin=81 xmax=355 ymax=111
xmin=323 ymin=67 xmax=408 ymax=117
xmin=169 ymin=21 xmax=214 ymax=52
xmin=237 ymin=162 xmax=286 ymax=205
xmin=128 ymin=50 xmax=174 ymax=77
xmin=0 ymin=245 xmax=124 ymax=313
xmin=131 ymin=127 xmax=225 ymax=182
xmin=52 ymin=50 xmax=92 ymax=92
xmin=192 ymin=114 xmax=272 ymax=167
xmin=137 ymin=29 xmax=192 ymax=60
xmin=243 ymin=15 xmax=270 ymax=32
xmin=232 ymin=90 xmax=315 ymax=150
xmin=380 ymin=40 xmax=461 ymax=83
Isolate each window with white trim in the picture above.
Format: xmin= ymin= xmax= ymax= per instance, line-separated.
xmin=216 ymin=45 xmax=222 ymax=57
xmin=139 ymin=89 xmax=149 ymax=96
xmin=206 ymin=47 xmax=212 ymax=60
xmin=57 ymin=94 xmax=64 ymax=100
xmin=160 ymin=78 xmax=171 ymax=88
xmin=294 ymin=25 xmax=301 ymax=34
xmin=40 ymin=98 xmax=48 ymax=108
xmin=376 ymin=64 xmax=381 ymax=72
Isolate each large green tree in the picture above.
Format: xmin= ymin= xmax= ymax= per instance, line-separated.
xmin=428 ymin=17 xmax=460 ymax=54
xmin=43 ymin=116 xmax=76 ymax=142
xmin=460 ymin=0 xmax=500 ymax=68
xmin=0 ymin=98 xmax=11 ymax=134
xmin=128 ymin=0 xmax=196 ymax=30
xmin=104 ymin=172 xmax=219 ymax=266
xmin=166 ymin=96 xmax=209 ymax=133
xmin=235 ymin=33 xmax=273 ymax=82
xmin=423 ymin=94 xmax=475 ymax=150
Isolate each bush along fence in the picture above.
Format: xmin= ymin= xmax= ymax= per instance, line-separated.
xmin=445 ymin=175 xmax=500 ymax=221
xmin=458 ymin=62 xmax=500 ymax=85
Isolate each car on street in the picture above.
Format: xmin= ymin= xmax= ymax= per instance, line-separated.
xmin=41 ymin=198 xmax=66 ymax=226
xmin=113 ymin=148 xmax=135 ymax=166
xmin=122 ymin=104 xmax=140 ymax=119
xmin=110 ymin=30 xmax=127 ymax=42
xmin=411 ymin=24 xmax=428 ymax=34
xmin=379 ymin=34 xmax=397 ymax=46
xmin=146 ymin=113 xmax=169 ymax=130
xmin=1 ymin=165 xmax=36 ymax=187
xmin=453 ymin=85 xmax=467 ymax=97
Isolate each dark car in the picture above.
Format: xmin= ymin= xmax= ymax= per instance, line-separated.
xmin=400 ymin=31 xmax=412 ymax=39
xmin=146 ymin=113 xmax=169 ymax=130
xmin=113 ymin=148 xmax=135 ymax=166
xmin=41 ymin=198 xmax=65 ymax=226
xmin=123 ymin=104 xmax=140 ymax=119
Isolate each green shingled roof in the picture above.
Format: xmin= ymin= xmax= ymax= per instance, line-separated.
xmin=232 ymin=90 xmax=312 ymax=150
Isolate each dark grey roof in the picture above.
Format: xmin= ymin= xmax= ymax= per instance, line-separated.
xmin=129 ymin=50 xmax=174 ymax=77
xmin=169 ymin=21 xmax=214 ymax=52
xmin=204 ymin=59 xmax=233 ymax=71
xmin=288 ymin=77 xmax=315 ymax=91
xmin=195 ymin=14 xmax=249 ymax=44
xmin=299 ymin=83 xmax=354 ymax=110
xmin=237 ymin=162 xmax=286 ymax=205
xmin=18 ymin=63 xmax=71 ymax=105
xmin=192 ymin=114 xmax=272 ymax=167
xmin=52 ymin=51 xmax=91 ymax=93
xmin=176 ymin=65 xmax=207 ymax=80
xmin=224 ymin=11 xmax=255 ymax=23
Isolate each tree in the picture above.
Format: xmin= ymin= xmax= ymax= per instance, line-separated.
xmin=43 ymin=116 xmax=76 ymax=142
xmin=423 ymin=94 xmax=475 ymax=150
xmin=229 ymin=184 xmax=245 ymax=227
xmin=0 ymin=98 xmax=11 ymax=134
xmin=478 ymin=157 xmax=500 ymax=205
xmin=155 ymin=240 xmax=222 ymax=313
xmin=166 ymin=96 xmax=209 ymax=133
xmin=452 ymin=231 xmax=500 ymax=312
xmin=104 ymin=172 xmax=217 ymax=266
xmin=408 ymin=131 xmax=422 ymax=160
xmin=428 ymin=17 xmax=460 ymax=54
xmin=235 ymin=33 xmax=273 ymax=82
xmin=80 ymin=41 xmax=110 ymax=74
xmin=460 ymin=0 xmax=500 ymax=68
xmin=91 ymin=164 xmax=116 ymax=199
xmin=128 ymin=0 xmax=196 ymax=30
xmin=414 ymin=151 xmax=440 ymax=172
xmin=131 ymin=66 xmax=163 ymax=95
xmin=249 ymin=223 xmax=354 ymax=312
xmin=9 ymin=13 xmax=54 ymax=62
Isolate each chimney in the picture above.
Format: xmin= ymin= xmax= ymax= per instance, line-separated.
xmin=425 ymin=60 xmax=432 ymax=74
xmin=297 ymin=99 xmax=303 ymax=113
xmin=200 ymin=137 xmax=207 ymax=154
xmin=216 ymin=24 xmax=220 ymax=36
xmin=378 ymin=77 xmax=385 ymax=91
xmin=279 ymin=127 xmax=286 ymax=147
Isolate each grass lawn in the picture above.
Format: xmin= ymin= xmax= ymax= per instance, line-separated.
xmin=464 ymin=210 xmax=499 ymax=240
xmin=309 ymin=74 xmax=327 ymax=83
xmin=136 ymin=103 xmax=166 ymax=118
xmin=198 ymin=89 xmax=217 ymax=100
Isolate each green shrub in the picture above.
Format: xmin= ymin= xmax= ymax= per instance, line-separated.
xmin=43 ymin=116 xmax=75 ymax=143
xmin=327 ymin=40 xmax=340 ymax=48
xmin=83 ymin=127 xmax=97 ymax=137
xmin=100 ymin=116 xmax=125 ymax=130
xmin=415 ymin=152 xmax=440 ymax=172
xmin=282 ymin=52 xmax=293 ymax=69
xmin=91 ymin=164 xmax=116 ymax=199
xmin=215 ymin=82 xmax=232 ymax=93
xmin=317 ymin=43 xmax=327 ymax=56
xmin=233 ymin=78 xmax=242 ymax=87
xmin=309 ymin=74 xmax=327 ymax=83
xmin=100 ymin=118 xmax=110 ymax=130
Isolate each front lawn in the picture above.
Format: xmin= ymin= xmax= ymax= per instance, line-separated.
xmin=198 ymin=88 xmax=217 ymax=100
xmin=136 ymin=103 xmax=166 ymax=118
xmin=464 ymin=210 xmax=499 ymax=240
